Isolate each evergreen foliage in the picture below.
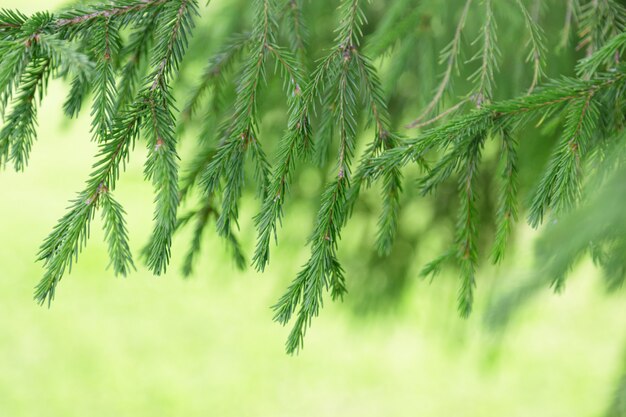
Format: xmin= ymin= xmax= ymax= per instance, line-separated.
xmin=2 ymin=0 xmax=626 ymax=358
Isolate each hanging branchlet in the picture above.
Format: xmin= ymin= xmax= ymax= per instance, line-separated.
xmin=91 ymin=17 xmax=122 ymax=142
xmin=455 ymin=133 xmax=484 ymax=317
xmin=140 ymin=0 xmax=199 ymax=275
xmin=115 ymin=8 xmax=162 ymax=113
xmin=350 ymin=50 xmax=404 ymax=256
xmin=407 ymin=0 xmax=473 ymax=128
xmin=181 ymin=32 xmax=251 ymax=125
xmin=515 ymin=0 xmax=546 ymax=93
xmin=468 ymin=0 xmax=499 ymax=103
xmin=200 ymin=0 xmax=278 ymax=237
xmin=35 ymin=101 xmax=145 ymax=305
xmin=281 ymin=0 xmax=308 ymax=63
xmin=271 ymin=0 xmax=409 ymax=353
xmin=491 ymin=128 xmax=519 ymax=264
xmin=100 ymin=190 xmax=136 ymax=277
xmin=577 ymin=0 xmax=626 ymax=57
xmin=271 ymin=0 xmax=364 ymax=354
xmin=0 ymin=56 xmax=50 ymax=171
xmin=365 ymin=0 xmax=422 ymax=58
xmin=528 ymin=88 xmax=600 ymax=228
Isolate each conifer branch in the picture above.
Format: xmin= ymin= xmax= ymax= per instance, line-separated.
xmin=468 ymin=0 xmax=498 ymax=102
xmin=455 ymin=134 xmax=483 ymax=317
xmin=56 ymin=0 xmax=172 ymax=29
xmin=35 ymin=103 xmax=145 ymax=304
xmin=101 ymin=191 xmax=136 ymax=276
xmin=559 ymin=0 xmax=576 ymax=50
xmin=491 ymin=129 xmax=518 ymax=264
xmin=181 ymin=32 xmax=250 ymax=123
xmin=4 ymin=0 xmax=626 ymax=356
xmin=91 ymin=17 xmax=121 ymax=141
xmin=141 ymin=0 xmax=198 ymax=275
xmin=0 ymin=56 xmax=50 ymax=171
xmin=528 ymin=88 xmax=600 ymax=229
xmin=407 ymin=0 xmax=472 ymax=128
xmin=515 ymin=0 xmax=546 ymax=93
xmin=283 ymin=0 xmax=307 ymax=60
xmin=200 ymin=0 xmax=276 ymax=237
xmin=365 ymin=0 xmax=422 ymax=58
xmin=252 ymin=45 xmax=311 ymax=271
xmin=116 ymin=9 xmax=161 ymax=112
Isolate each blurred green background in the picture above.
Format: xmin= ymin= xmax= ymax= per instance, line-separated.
xmin=1 ymin=0 xmax=626 ymax=416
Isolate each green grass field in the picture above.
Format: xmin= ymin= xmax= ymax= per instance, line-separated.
xmin=1 ymin=1 xmax=626 ymax=415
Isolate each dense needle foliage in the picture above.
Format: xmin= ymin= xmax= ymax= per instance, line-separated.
xmin=2 ymin=0 xmax=626 ymax=358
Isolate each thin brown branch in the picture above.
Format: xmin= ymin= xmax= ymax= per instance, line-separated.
xmin=56 ymin=0 xmax=170 ymax=28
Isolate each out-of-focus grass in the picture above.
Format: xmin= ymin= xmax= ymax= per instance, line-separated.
xmin=1 ymin=1 xmax=626 ymax=416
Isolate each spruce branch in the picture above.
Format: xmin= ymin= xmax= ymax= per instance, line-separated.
xmin=0 ymin=56 xmax=50 ymax=171
xmin=468 ymin=0 xmax=499 ymax=102
xmin=515 ymin=0 xmax=546 ymax=93
xmin=407 ymin=0 xmax=473 ymax=128
xmin=491 ymin=129 xmax=519 ymax=264
xmin=559 ymin=0 xmax=576 ymax=50
xmin=35 ymin=103 xmax=145 ymax=304
xmin=272 ymin=0 xmax=408 ymax=352
xmin=528 ymin=88 xmax=600 ymax=228
xmin=91 ymin=17 xmax=121 ymax=142
xmin=252 ymin=44 xmax=312 ymax=271
xmin=4 ymin=0 xmax=626 ymax=356
xmin=200 ymin=0 xmax=277 ymax=237
xmin=141 ymin=0 xmax=199 ymax=275
xmin=282 ymin=0 xmax=308 ymax=61
xmin=101 ymin=190 xmax=136 ymax=276
xmin=577 ymin=0 xmax=626 ymax=57
xmin=142 ymin=93 xmax=180 ymax=275
xmin=455 ymin=133 xmax=483 ymax=317
xmin=56 ymin=0 xmax=172 ymax=31
xmin=116 ymin=9 xmax=161 ymax=112
xmin=181 ymin=32 xmax=250 ymax=123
